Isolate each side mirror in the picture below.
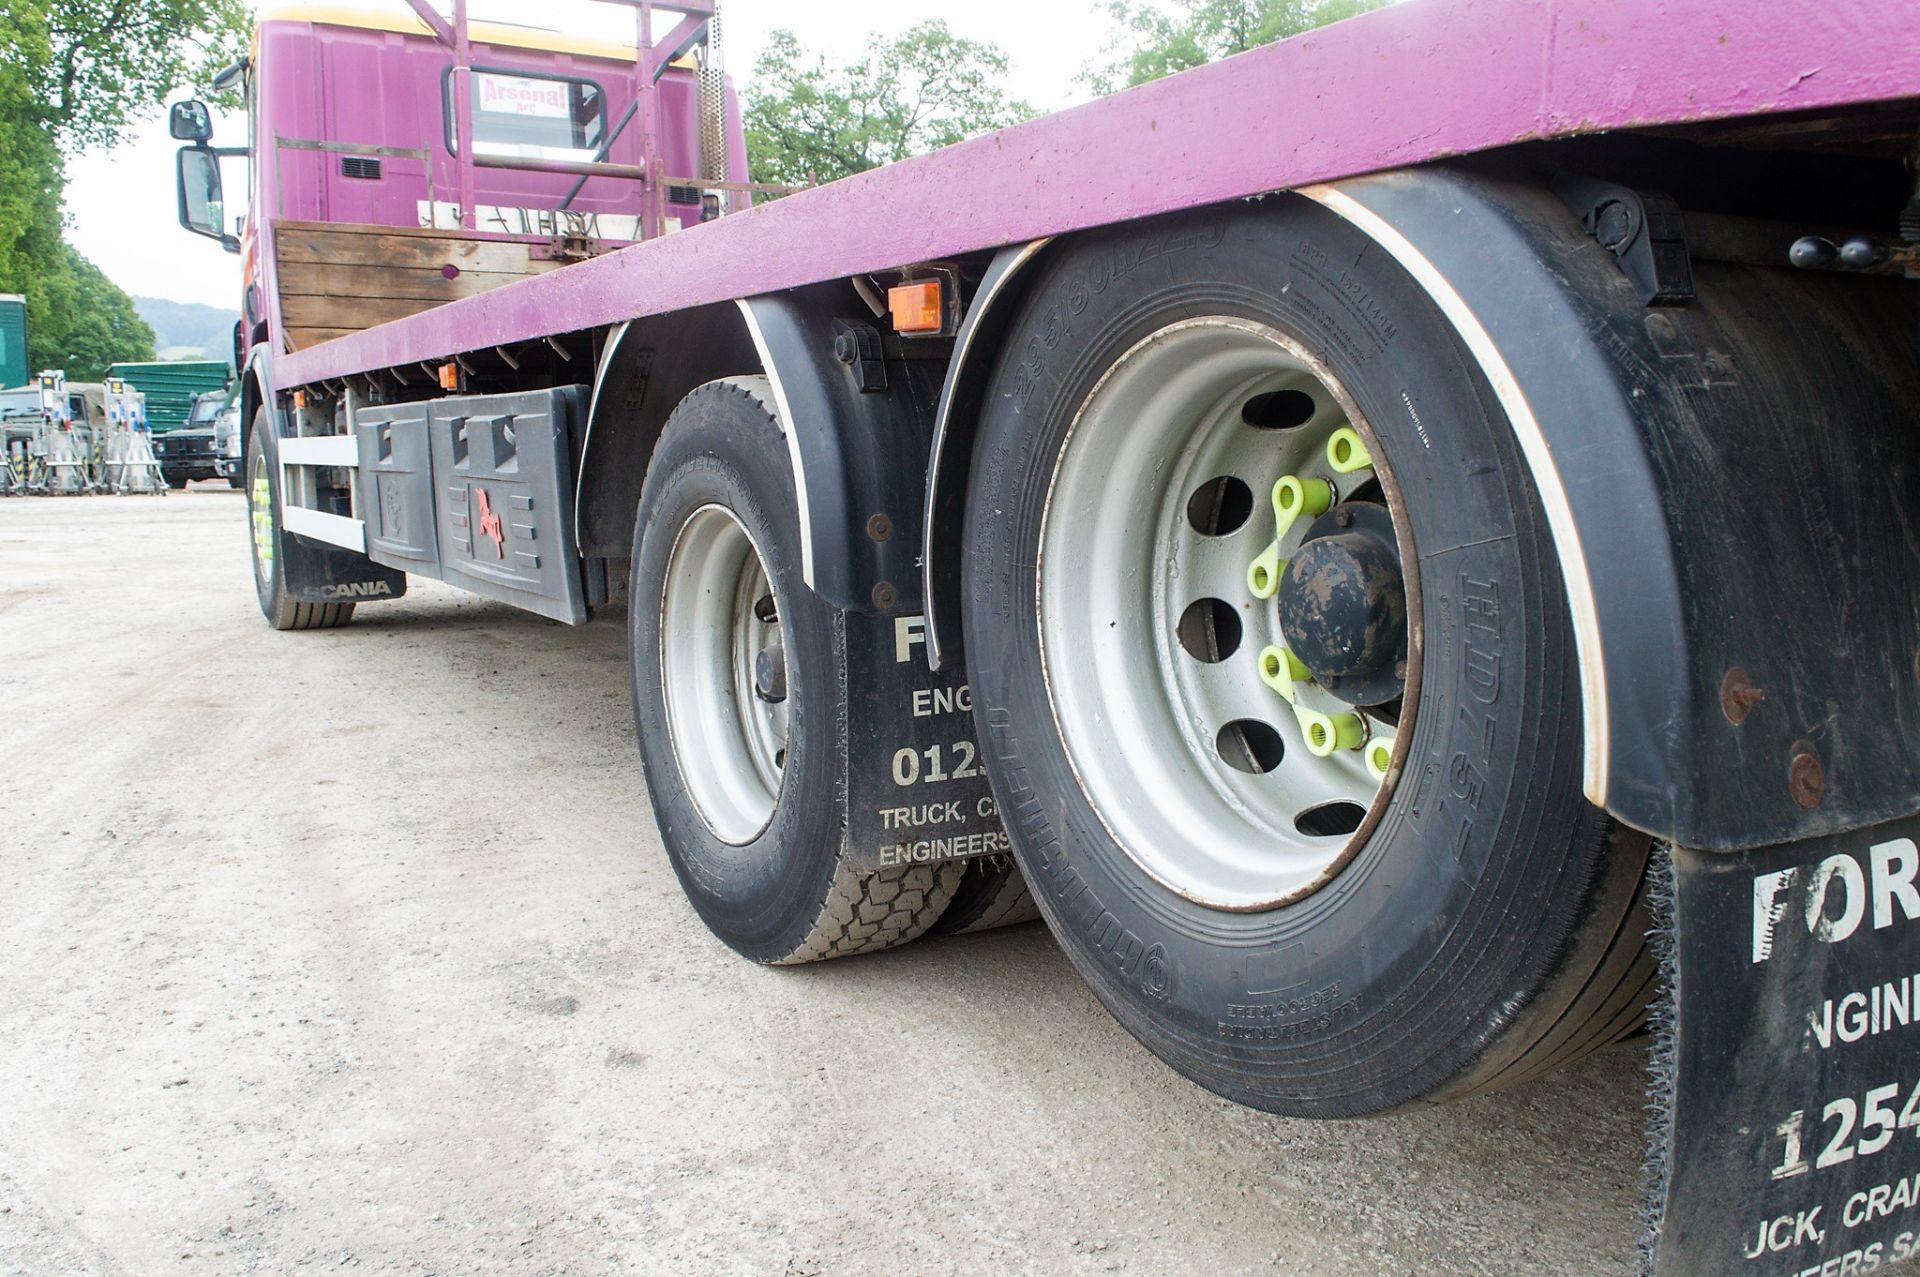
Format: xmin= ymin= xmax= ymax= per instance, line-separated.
xmin=176 ymin=147 xmax=240 ymax=254
xmin=169 ymin=100 xmax=213 ymax=143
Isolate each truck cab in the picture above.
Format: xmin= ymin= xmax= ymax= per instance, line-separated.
xmin=173 ymin=0 xmax=744 ymax=366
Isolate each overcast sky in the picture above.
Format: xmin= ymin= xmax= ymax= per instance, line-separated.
xmin=65 ymin=1 xmax=1113 ymax=310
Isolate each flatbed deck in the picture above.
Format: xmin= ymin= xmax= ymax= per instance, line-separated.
xmin=276 ymin=0 xmax=1920 ymax=391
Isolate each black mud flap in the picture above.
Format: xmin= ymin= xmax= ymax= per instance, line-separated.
xmin=1650 ymin=820 xmax=1920 ymax=1275
xmin=261 ymin=420 xmax=406 ymax=606
xmin=281 ymin=528 xmax=407 ymax=605
xmin=841 ymin=612 xmax=1007 ymax=872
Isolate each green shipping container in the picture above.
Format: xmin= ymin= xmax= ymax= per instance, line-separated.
xmin=0 ymin=294 xmax=26 ymax=391
xmin=106 ymin=360 xmax=232 ymax=433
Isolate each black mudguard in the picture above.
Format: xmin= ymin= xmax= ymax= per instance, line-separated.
xmin=1313 ymin=168 xmax=1920 ymax=851
xmin=257 ymin=414 xmax=406 ymax=606
xmin=739 ymin=283 xmax=949 ymax=616
xmin=1311 ymin=167 xmax=1920 ymax=1274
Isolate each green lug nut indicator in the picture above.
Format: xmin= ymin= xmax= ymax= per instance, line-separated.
xmin=1252 ymin=428 xmax=1391 ymax=772
xmin=251 ymin=470 xmax=274 ymax=572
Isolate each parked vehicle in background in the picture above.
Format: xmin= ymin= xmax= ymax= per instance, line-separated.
xmin=153 ymin=386 xmax=233 ymax=487
xmin=1 ymin=377 xmax=108 ymax=495
xmin=211 ymin=393 xmax=242 ymax=487
xmin=0 ymin=295 xmax=26 ymax=392
xmin=104 ymin=361 xmax=231 ymax=433
xmin=170 ymin=3 xmax=1920 ymax=1272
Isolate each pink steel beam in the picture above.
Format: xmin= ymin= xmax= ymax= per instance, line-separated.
xmin=450 ymin=0 xmax=477 ymax=231
xmin=275 ymin=0 xmax=1920 ymax=391
xmin=400 ymin=0 xmax=454 ymax=45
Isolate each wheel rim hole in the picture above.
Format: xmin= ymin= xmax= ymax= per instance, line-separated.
xmin=1296 ymin=800 xmax=1367 ymax=837
xmin=1185 ymin=476 xmax=1254 ymax=537
xmin=1344 ymin=475 xmax=1386 ymax=505
xmin=1216 ymin=719 xmax=1285 ymax=774
xmin=1242 ymin=388 xmax=1316 ymax=430
xmin=1177 ymin=598 xmax=1243 ymax=663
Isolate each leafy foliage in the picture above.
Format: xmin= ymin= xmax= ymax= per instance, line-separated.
xmin=0 ymin=0 xmax=242 ymax=383
xmin=33 ymin=245 xmax=156 ymax=380
xmin=744 ymin=21 xmax=1035 ymax=189
xmin=1 ymin=0 xmax=250 ymax=149
xmin=1086 ymin=0 xmax=1391 ymax=93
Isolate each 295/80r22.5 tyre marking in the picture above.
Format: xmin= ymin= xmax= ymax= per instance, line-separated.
xmin=960 ymin=200 xmax=1651 ymax=1117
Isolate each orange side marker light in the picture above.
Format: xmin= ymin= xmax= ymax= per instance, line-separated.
xmin=888 ymin=279 xmax=944 ymax=334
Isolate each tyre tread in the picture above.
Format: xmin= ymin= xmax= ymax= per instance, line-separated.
xmin=774 ymin=861 xmax=965 ymax=964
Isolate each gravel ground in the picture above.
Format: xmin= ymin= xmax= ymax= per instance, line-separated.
xmin=0 ymin=493 xmax=1647 ymax=1276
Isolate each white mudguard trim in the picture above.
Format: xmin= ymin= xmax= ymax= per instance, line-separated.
xmin=734 ymin=298 xmax=814 ymax=586
xmin=1299 ymin=182 xmax=1611 ymax=806
xmin=282 ymin=505 xmax=367 ymax=553
xmin=575 ymin=319 xmax=632 ymax=548
xmin=278 ymin=435 xmax=359 ymax=467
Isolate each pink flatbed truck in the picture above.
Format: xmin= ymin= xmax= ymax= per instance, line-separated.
xmin=170 ymin=1 xmax=1920 ymax=1269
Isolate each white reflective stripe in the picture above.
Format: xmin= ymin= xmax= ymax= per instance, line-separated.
xmin=1299 ymin=181 xmax=1611 ymax=807
xmin=278 ymin=435 xmax=359 ymax=467
xmin=734 ymin=298 xmax=814 ymax=586
xmin=281 ymin=505 xmax=366 ymax=553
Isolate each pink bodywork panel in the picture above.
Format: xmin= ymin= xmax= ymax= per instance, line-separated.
xmin=275 ymin=0 xmax=1920 ymax=390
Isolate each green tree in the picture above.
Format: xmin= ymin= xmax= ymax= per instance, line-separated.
xmin=1086 ymin=0 xmax=1391 ymax=93
xmin=2 ymin=0 xmax=250 ymax=148
xmin=0 ymin=0 xmax=245 ymax=382
xmin=31 ymin=245 xmax=156 ymax=380
xmin=744 ymin=21 xmax=1035 ymax=189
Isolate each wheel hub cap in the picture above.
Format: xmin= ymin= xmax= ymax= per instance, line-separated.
xmin=1276 ymin=502 xmax=1406 ymax=706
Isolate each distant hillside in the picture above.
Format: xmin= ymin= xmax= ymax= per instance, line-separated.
xmin=133 ymin=297 xmax=239 ymax=365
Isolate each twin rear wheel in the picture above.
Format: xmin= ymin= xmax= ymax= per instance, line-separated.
xmin=628 ymin=379 xmax=969 ymax=963
xmin=628 ymin=202 xmax=1650 ymax=1118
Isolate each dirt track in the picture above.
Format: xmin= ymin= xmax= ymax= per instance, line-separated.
xmin=0 ymin=493 xmax=1646 ymax=1276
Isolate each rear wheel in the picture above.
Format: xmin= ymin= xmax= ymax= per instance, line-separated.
xmin=961 ymin=203 xmax=1650 ymax=1117
xmin=630 ymin=379 xmax=962 ymax=963
xmin=247 ymin=410 xmax=354 ymax=631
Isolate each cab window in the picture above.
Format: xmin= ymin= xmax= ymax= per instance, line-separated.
xmin=446 ymin=70 xmax=606 ymax=162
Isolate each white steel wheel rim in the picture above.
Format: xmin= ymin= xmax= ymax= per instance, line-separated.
xmin=1037 ymin=316 xmax=1409 ymax=911
xmin=660 ymin=504 xmax=788 ymax=845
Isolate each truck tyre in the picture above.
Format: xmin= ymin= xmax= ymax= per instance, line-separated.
xmin=247 ymin=409 xmax=354 ymax=631
xmin=630 ymin=379 xmax=962 ymax=964
xmin=164 ymin=470 xmax=188 ymax=489
xmin=930 ymin=855 xmax=1042 ymax=936
xmin=960 ymin=202 xmax=1650 ymax=1117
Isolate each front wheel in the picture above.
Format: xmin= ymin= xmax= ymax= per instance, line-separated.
xmin=962 ymin=203 xmax=1651 ymax=1117
xmin=629 ymin=378 xmax=962 ymax=963
xmin=247 ymin=409 xmax=354 ymax=631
